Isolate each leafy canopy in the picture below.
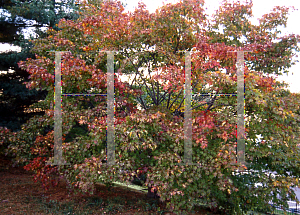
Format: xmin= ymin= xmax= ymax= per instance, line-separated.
xmin=2 ymin=0 xmax=300 ymax=214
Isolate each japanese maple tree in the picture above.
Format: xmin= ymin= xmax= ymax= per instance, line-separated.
xmin=2 ymin=0 xmax=300 ymax=214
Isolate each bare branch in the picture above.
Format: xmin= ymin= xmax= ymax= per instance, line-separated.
xmin=169 ymin=88 xmax=184 ymax=110
xmin=158 ymin=90 xmax=169 ymax=105
xmin=209 ymin=103 xmax=233 ymax=111
xmin=205 ymin=91 xmax=219 ymax=113
xmin=166 ymin=91 xmax=172 ymax=109
xmin=191 ymin=101 xmax=208 ymax=111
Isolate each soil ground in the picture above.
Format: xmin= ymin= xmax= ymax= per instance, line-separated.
xmin=0 ymin=155 xmax=218 ymax=215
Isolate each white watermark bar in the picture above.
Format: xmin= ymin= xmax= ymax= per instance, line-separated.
xmin=48 ymin=49 xmax=248 ymax=168
xmin=228 ymin=50 xmax=251 ymax=166
xmin=178 ymin=50 xmax=248 ymax=167
xmin=47 ymin=51 xmax=70 ymax=166
xmin=106 ymin=51 xmax=115 ymax=166
xmin=236 ymin=51 xmax=250 ymax=165
xmin=47 ymin=50 xmax=118 ymax=166
xmin=183 ymin=51 xmax=193 ymax=165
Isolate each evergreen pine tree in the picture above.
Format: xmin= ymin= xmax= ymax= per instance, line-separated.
xmin=0 ymin=0 xmax=80 ymax=131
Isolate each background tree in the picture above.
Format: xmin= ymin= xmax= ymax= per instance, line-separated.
xmin=0 ymin=0 xmax=80 ymax=132
xmin=2 ymin=0 xmax=300 ymax=214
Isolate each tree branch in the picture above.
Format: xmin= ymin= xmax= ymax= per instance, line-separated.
xmin=168 ymin=88 xmax=184 ymax=111
xmin=191 ymin=101 xmax=208 ymax=111
xmin=205 ymin=92 xmax=219 ymax=113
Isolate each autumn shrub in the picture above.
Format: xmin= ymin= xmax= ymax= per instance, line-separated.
xmin=3 ymin=0 xmax=300 ymax=214
xmin=0 ymin=127 xmax=14 ymax=156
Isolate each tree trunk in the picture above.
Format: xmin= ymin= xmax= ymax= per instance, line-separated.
xmin=147 ymin=185 xmax=160 ymax=199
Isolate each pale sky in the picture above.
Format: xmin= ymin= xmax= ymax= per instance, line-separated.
xmin=1 ymin=0 xmax=299 ymax=93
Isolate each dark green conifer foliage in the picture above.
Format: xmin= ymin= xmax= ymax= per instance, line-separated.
xmin=0 ymin=0 xmax=80 ymax=131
